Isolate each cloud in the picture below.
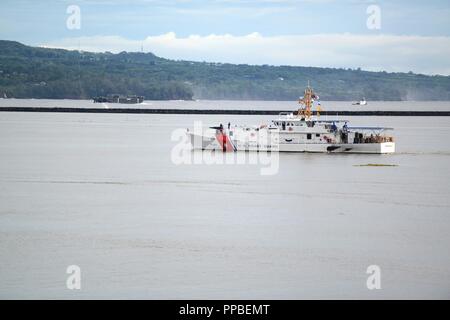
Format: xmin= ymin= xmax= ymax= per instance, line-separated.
xmin=42 ymin=32 xmax=450 ymax=75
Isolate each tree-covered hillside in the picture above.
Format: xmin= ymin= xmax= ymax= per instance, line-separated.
xmin=0 ymin=40 xmax=449 ymax=101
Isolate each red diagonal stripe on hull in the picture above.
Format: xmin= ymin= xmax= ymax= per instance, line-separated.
xmin=215 ymin=131 xmax=234 ymax=152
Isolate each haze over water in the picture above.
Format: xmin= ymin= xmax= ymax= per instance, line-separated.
xmin=0 ymin=100 xmax=449 ymax=299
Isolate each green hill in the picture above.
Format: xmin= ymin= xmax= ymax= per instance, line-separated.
xmin=0 ymin=40 xmax=449 ymax=101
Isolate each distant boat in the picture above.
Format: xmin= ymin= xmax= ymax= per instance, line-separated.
xmin=353 ymin=98 xmax=367 ymax=106
xmin=93 ymin=94 xmax=144 ymax=104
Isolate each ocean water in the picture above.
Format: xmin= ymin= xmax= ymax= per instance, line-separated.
xmin=0 ymin=102 xmax=449 ymax=299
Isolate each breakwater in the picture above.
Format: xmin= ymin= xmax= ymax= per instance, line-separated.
xmin=1 ymin=107 xmax=450 ymax=116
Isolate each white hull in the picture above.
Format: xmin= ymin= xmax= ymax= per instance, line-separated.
xmin=188 ymin=133 xmax=395 ymax=154
xmin=277 ymin=142 xmax=395 ymax=154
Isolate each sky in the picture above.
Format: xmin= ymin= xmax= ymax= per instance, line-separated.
xmin=1 ymin=0 xmax=450 ymax=75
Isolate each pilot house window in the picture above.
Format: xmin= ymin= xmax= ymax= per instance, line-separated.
xmin=307 ymin=133 xmax=312 ymax=140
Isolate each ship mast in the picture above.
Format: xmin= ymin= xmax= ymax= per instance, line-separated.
xmin=298 ymin=81 xmax=315 ymax=119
